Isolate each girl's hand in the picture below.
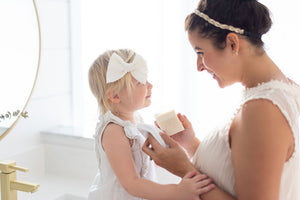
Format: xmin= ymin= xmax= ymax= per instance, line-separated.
xmin=143 ymin=133 xmax=195 ymax=177
xmin=175 ymin=170 xmax=215 ymax=200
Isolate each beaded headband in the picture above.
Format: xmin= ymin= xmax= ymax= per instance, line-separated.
xmin=194 ymin=10 xmax=261 ymax=39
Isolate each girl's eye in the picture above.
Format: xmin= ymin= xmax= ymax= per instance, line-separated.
xmin=135 ymin=81 xmax=142 ymax=86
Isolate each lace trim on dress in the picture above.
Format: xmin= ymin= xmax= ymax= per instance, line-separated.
xmin=243 ymin=80 xmax=300 ymax=110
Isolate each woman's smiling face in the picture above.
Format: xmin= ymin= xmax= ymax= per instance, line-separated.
xmin=188 ymin=30 xmax=240 ymax=88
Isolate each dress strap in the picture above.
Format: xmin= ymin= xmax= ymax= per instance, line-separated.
xmin=94 ymin=111 xmax=141 ymax=139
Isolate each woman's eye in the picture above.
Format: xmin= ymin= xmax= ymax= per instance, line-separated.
xmin=197 ymin=52 xmax=204 ymax=56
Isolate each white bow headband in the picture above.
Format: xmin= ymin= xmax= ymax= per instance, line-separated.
xmin=106 ymin=53 xmax=148 ymax=85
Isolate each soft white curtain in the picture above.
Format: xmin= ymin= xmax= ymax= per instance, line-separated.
xmin=80 ymin=0 xmax=300 ymax=139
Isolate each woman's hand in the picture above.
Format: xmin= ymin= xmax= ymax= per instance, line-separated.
xmin=142 ymin=132 xmax=195 ymax=177
xmin=175 ymin=170 xmax=215 ymax=200
xmin=155 ymin=113 xmax=200 ymax=157
xmin=172 ymin=113 xmax=200 ymax=156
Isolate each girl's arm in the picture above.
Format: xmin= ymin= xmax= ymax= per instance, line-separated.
xmin=102 ymin=123 xmax=214 ymax=200
xmin=230 ymin=99 xmax=293 ymax=200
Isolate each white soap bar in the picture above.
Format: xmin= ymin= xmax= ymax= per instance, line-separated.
xmin=155 ymin=110 xmax=184 ymax=136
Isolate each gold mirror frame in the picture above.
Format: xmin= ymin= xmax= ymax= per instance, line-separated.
xmin=0 ymin=0 xmax=41 ymax=141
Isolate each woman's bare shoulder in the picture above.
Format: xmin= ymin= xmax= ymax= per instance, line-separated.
xmin=231 ymin=98 xmax=293 ymax=160
xmin=230 ymin=99 xmax=293 ymax=199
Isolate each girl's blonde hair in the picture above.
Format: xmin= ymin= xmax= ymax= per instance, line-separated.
xmin=88 ymin=49 xmax=136 ymax=114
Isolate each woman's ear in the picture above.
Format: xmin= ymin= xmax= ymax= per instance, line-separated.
xmin=227 ymin=33 xmax=240 ymax=55
xmin=106 ymin=89 xmax=120 ymax=104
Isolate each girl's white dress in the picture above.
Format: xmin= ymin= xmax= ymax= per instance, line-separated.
xmin=193 ymin=80 xmax=300 ymax=200
xmin=88 ymin=111 xmax=158 ymax=200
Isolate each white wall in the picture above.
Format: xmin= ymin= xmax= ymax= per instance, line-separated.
xmin=0 ymin=0 xmax=72 ymax=158
xmin=1 ymin=0 xmax=299 ymax=170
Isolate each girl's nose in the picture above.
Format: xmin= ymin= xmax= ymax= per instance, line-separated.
xmin=147 ymin=81 xmax=153 ymax=89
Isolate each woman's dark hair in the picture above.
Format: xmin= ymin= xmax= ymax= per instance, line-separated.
xmin=185 ymin=0 xmax=272 ymax=49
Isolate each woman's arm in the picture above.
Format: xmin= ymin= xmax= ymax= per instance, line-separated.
xmin=230 ymin=99 xmax=293 ymax=200
xmin=143 ymin=100 xmax=293 ymax=200
xmin=143 ymin=133 xmax=235 ymax=200
xmin=102 ymin=123 xmax=214 ymax=200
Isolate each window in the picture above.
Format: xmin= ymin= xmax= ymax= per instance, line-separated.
xmin=77 ymin=0 xmax=300 ymax=138
xmin=80 ymin=0 xmax=194 ymax=137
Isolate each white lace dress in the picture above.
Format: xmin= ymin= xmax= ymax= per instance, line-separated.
xmin=193 ymin=80 xmax=300 ymax=200
xmin=88 ymin=111 xmax=158 ymax=200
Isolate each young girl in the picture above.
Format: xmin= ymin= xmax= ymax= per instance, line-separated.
xmin=87 ymin=49 xmax=215 ymax=200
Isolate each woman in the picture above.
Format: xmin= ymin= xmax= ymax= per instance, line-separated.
xmin=143 ymin=0 xmax=300 ymax=199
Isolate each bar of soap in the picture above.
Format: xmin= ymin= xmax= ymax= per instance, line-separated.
xmin=155 ymin=110 xmax=184 ymax=136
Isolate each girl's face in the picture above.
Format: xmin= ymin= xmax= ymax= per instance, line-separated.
xmin=119 ymin=77 xmax=153 ymax=112
xmin=188 ymin=30 xmax=240 ymax=88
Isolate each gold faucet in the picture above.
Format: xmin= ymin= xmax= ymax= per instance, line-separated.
xmin=0 ymin=160 xmax=39 ymax=200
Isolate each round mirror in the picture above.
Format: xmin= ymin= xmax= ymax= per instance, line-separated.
xmin=0 ymin=0 xmax=41 ymax=140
